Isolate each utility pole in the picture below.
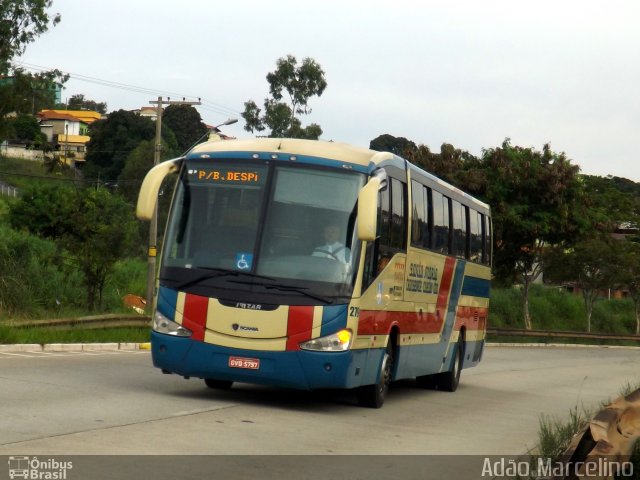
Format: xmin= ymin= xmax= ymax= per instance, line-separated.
xmin=145 ymin=96 xmax=201 ymax=310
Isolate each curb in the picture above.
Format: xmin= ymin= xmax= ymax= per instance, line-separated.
xmin=487 ymin=342 xmax=640 ymax=350
xmin=1 ymin=342 xmax=637 ymax=353
xmin=0 ymin=342 xmax=151 ymax=353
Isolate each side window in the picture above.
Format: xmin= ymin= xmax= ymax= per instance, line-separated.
xmin=411 ymin=180 xmax=426 ymax=247
xmin=389 ymin=178 xmax=406 ymax=250
xmin=378 ymin=184 xmax=390 ymax=246
xmin=483 ymin=216 xmax=492 ymax=266
xmin=451 ymin=200 xmax=466 ymax=258
xmin=469 ymin=210 xmax=483 ymax=263
xmin=432 ymin=190 xmax=450 ymax=254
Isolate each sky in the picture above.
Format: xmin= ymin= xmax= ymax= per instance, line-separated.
xmin=16 ymin=0 xmax=640 ymax=181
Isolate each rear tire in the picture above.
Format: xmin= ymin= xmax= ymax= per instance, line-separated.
xmin=357 ymin=340 xmax=394 ymax=408
xmin=204 ymin=379 xmax=233 ymax=390
xmin=436 ymin=334 xmax=464 ymax=392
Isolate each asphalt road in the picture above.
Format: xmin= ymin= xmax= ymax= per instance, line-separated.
xmin=0 ymin=345 xmax=638 ymax=458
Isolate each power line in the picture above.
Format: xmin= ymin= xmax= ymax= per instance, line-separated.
xmin=17 ymin=61 xmax=242 ymax=119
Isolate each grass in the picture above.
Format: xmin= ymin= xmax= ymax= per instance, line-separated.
xmin=0 ymin=325 xmax=150 ymax=344
xmin=489 ymin=284 xmax=638 ymax=338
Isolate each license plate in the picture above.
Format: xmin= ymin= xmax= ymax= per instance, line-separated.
xmin=228 ymin=356 xmax=260 ymax=370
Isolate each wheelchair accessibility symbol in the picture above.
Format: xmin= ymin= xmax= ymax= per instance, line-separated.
xmin=236 ymin=253 xmax=253 ymax=270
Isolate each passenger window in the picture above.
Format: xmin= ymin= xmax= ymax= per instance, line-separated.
xmin=432 ymin=190 xmax=450 ymax=254
xmin=411 ymin=180 xmax=426 ymax=247
xmin=469 ymin=211 xmax=483 ymax=263
xmin=389 ymin=178 xmax=406 ymax=250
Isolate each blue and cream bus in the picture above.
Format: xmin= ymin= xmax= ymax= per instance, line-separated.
xmin=137 ymin=138 xmax=491 ymax=408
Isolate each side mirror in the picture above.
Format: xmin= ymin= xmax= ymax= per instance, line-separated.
xmin=357 ymin=176 xmax=381 ymax=241
xmin=136 ymin=158 xmax=183 ymax=220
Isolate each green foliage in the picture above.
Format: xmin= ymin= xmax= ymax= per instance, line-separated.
xmin=83 ymin=109 xmax=178 ymax=182
xmin=544 ymin=238 xmax=623 ymax=331
xmin=66 ymin=93 xmax=107 ymax=114
xmin=538 ymin=407 xmax=589 ymax=458
xmin=0 ymin=0 xmax=61 ymax=72
xmin=581 ymin=175 xmax=638 ymax=233
xmin=370 ymin=134 xmax=417 ymax=157
xmin=0 ymin=326 xmax=150 ymax=344
xmin=242 ymin=55 xmax=327 ymax=139
xmin=8 ymin=184 xmax=139 ymax=310
xmin=0 ymin=68 xmax=68 ymax=140
xmin=162 ymin=104 xmax=208 ymax=153
xmin=0 ymin=224 xmax=73 ymax=317
xmin=489 ymin=285 xmax=637 ymax=334
xmin=7 ymin=114 xmax=47 ymax=146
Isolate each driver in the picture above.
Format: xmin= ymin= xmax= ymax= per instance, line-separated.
xmin=312 ymin=224 xmax=351 ymax=263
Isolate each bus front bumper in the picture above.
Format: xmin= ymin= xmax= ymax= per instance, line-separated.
xmin=151 ymin=331 xmax=379 ymax=391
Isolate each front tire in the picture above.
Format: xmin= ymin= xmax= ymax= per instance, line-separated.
xmin=357 ymin=340 xmax=394 ymax=408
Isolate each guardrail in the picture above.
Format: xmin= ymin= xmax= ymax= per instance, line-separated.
xmin=488 ymin=327 xmax=640 ymax=343
xmin=0 ymin=182 xmax=18 ymax=197
xmin=1 ymin=314 xmax=150 ymax=330
xmin=554 ymin=388 xmax=640 ymax=479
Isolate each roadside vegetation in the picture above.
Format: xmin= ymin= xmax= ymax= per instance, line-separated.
xmin=489 ymin=285 xmax=638 ymax=344
xmin=524 ymin=381 xmax=640 ymax=480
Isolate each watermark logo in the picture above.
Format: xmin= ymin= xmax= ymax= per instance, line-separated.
xmin=8 ymin=456 xmax=73 ymax=480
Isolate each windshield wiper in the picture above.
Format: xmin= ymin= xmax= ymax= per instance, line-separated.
xmin=228 ymin=280 xmax=332 ymax=304
xmin=166 ymin=268 xmax=275 ymax=291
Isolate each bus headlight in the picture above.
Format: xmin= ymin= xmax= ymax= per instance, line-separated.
xmin=152 ymin=311 xmax=192 ymax=337
xmin=299 ymin=329 xmax=352 ymax=352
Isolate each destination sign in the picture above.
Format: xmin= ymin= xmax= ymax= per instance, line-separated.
xmin=188 ymin=166 xmax=266 ymax=185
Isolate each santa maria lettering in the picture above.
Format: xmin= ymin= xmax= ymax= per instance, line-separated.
xmin=406 ymin=262 xmax=438 ymax=293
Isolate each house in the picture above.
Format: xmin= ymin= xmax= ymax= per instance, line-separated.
xmin=37 ymin=109 xmax=102 ymax=162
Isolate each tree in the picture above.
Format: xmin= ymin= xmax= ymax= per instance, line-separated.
xmin=617 ymin=241 xmax=640 ymax=335
xmin=67 ymin=94 xmax=107 ymax=114
xmin=8 ymin=114 xmax=47 ymax=146
xmin=9 ymin=184 xmax=138 ymax=310
xmin=0 ymin=0 xmax=60 ymax=72
xmin=0 ymin=1 xmax=65 ymax=140
xmin=370 ymin=134 xmax=417 ymax=157
xmin=544 ymin=239 xmax=622 ymax=332
xmin=83 ymin=109 xmax=178 ymax=183
xmin=480 ymin=140 xmax=587 ymax=329
xmin=162 ymin=104 xmax=208 ymax=153
xmin=0 ymin=68 xmax=67 ymax=140
xmin=242 ymin=55 xmax=327 ymax=139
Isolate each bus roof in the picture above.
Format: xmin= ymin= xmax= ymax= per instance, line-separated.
xmin=188 ymin=138 xmax=393 ymax=169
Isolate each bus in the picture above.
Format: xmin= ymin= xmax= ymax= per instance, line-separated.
xmin=136 ymin=138 xmax=491 ymax=408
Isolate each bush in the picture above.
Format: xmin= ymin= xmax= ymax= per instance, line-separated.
xmin=489 ymin=284 xmax=637 ymax=335
xmin=0 ymin=225 xmax=82 ymax=318
xmin=102 ymin=259 xmax=147 ymax=312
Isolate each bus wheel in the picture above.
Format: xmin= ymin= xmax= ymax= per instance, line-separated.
xmin=204 ymin=379 xmax=233 ymax=390
xmin=357 ymin=341 xmax=394 ymax=408
xmin=437 ymin=335 xmax=464 ymax=392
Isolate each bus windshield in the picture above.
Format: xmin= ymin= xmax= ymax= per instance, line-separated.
xmin=160 ymin=159 xmax=366 ymax=303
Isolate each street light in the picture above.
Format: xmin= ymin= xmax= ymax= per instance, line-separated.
xmin=182 ymin=118 xmax=238 ymax=155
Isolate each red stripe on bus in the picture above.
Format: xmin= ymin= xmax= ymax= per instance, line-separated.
xmin=455 ymin=306 xmax=489 ymax=331
xmin=182 ymin=293 xmax=208 ymax=342
xmin=358 ymin=307 xmax=488 ymax=336
xmin=358 ymin=310 xmax=442 ymax=335
xmin=286 ymin=306 xmax=314 ymax=351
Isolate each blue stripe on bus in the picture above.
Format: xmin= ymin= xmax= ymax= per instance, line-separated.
xmin=461 ymin=276 xmax=491 ymax=298
xmin=448 ymin=260 xmax=467 ymax=315
xmin=157 ymin=286 xmax=178 ymax=320
xmin=320 ymin=304 xmax=348 ymax=337
xmin=186 ymin=151 xmax=369 ymax=173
